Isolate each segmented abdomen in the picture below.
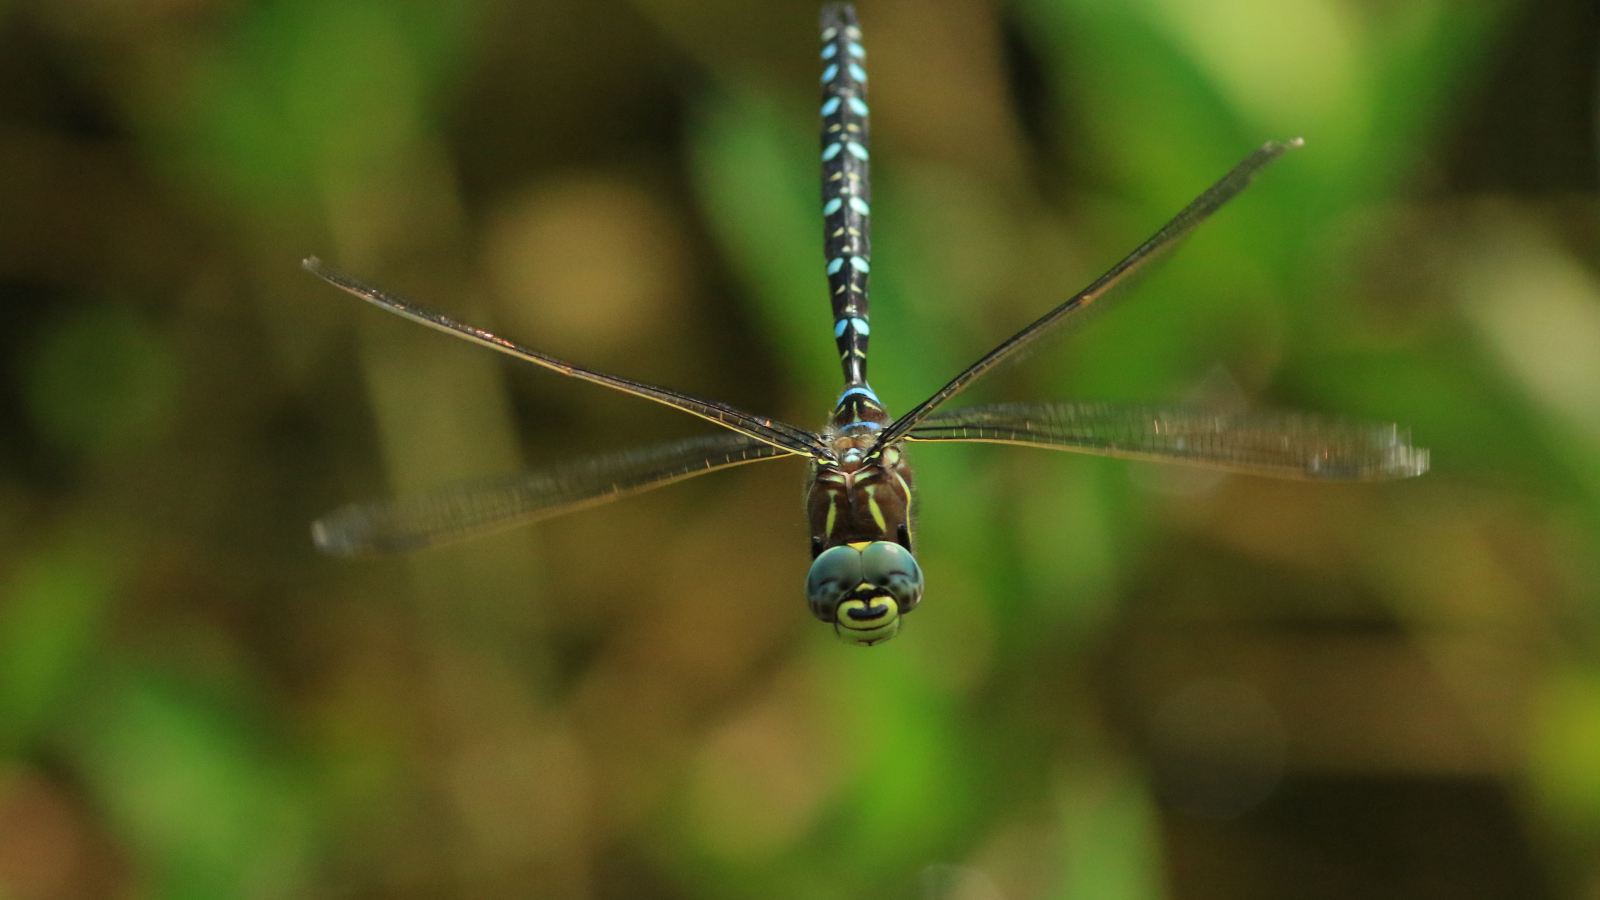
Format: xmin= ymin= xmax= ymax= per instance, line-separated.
xmin=819 ymin=4 xmax=872 ymax=385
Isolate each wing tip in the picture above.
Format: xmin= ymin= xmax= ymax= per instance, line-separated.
xmin=1394 ymin=445 xmax=1430 ymax=479
xmin=312 ymin=514 xmax=372 ymax=557
xmin=1315 ymin=442 xmax=1429 ymax=482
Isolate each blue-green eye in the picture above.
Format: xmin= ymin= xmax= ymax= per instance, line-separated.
xmin=805 ymin=545 xmax=863 ymax=622
xmin=860 ymin=541 xmax=922 ymax=610
xmin=805 ymin=541 xmax=924 ymax=646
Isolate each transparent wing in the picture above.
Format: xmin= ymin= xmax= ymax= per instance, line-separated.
xmin=304 ymin=258 xmax=828 ymax=458
xmin=875 ymin=140 xmax=1302 ymax=450
xmin=313 ymin=433 xmax=797 ymax=556
xmin=906 ymin=402 xmax=1430 ymax=481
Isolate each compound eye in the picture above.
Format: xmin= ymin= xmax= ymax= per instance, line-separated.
xmin=805 ymin=544 xmax=865 ymax=622
xmin=860 ymin=541 xmax=924 ymax=613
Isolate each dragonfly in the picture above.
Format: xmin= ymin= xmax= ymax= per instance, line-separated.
xmin=307 ymin=3 xmax=1429 ymax=646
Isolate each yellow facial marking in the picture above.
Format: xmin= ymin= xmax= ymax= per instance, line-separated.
xmin=833 ymin=595 xmax=901 ymax=645
xmin=836 ymin=596 xmax=897 ymax=629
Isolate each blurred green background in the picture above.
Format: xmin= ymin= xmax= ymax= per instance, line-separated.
xmin=1 ymin=0 xmax=1598 ymax=897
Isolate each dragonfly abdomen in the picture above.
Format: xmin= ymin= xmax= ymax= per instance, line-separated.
xmin=820 ymin=3 xmax=872 ymax=386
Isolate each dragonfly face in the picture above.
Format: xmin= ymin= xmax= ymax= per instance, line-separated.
xmin=806 ymin=541 xmax=923 ymax=646
xmin=303 ymin=5 xmax=1427 ymax=649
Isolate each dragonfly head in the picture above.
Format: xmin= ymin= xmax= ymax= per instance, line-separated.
xmin=805 ymin=541 xmax=924 ymax=646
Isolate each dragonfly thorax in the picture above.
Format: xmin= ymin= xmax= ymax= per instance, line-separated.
xmin=830 ymin=430 xmax=877 ymax=471
xmin=808 ymin=439 xmax=913 ymax=555
xmin=810 ymin=382 xmax=911 ymax=548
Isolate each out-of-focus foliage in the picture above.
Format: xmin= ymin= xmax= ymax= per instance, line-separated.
xmin=0 ymin=0 xmax=1596 ymax=898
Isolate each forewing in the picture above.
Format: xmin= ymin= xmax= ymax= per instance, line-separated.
xmin=314 ymin=433 xmax=797 ymax=556
xmin=304 ymin=258 xmax=826 ymax=457
xmin=875 ymin=140 xmax=1302 ymax=449
xmin=907 ymin=402 xmax=1429 ymax=481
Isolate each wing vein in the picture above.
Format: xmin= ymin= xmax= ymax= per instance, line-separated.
xmin=907 ymin=402 xmax=1429 ymax=481
xmin=876 ymin=140 xmax=1303 ymax=450
xmin=304 ymin=258 xmax=827 ymax=457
